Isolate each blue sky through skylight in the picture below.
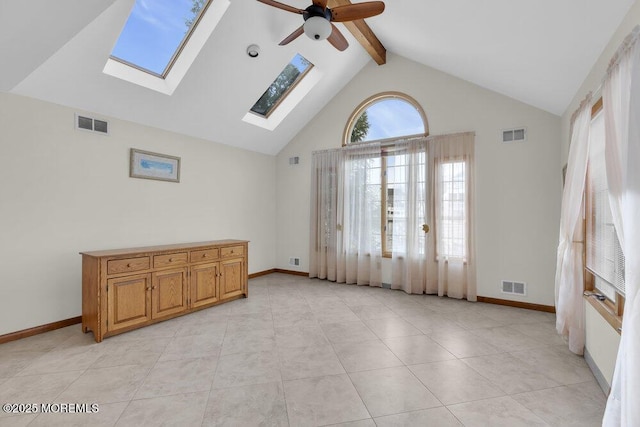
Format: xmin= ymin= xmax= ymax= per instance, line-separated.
xmin=111 ymin=0 xmax=204 ymax=75
xmin=364 ymin=99 xmax=425 ymax=141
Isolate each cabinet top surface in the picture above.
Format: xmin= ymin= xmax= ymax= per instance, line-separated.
xmin=80 ymin=240 xmax=249 ymax=258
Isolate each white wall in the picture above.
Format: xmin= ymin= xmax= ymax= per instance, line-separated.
xmin=0 ymin=93 xmax=277 ymax=336
xmin=559 ymin=1 xmax=640 ymax=391
xmin=585 ymin=303 xmax=621 ymax=391
xmin=276 ymin=53 xmax=561 ymax=306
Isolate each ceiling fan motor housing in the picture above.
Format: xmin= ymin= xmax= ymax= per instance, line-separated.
xmin=303 ymin=5 xmax=332 ymax=23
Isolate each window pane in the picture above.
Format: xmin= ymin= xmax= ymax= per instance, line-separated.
xmin=384 ymin=152 xmax=426 ymax=255
xmin=439 ymin=160 xmax=466 ymax=259
xmin=111 ymin=0 xmax=208 ymax=75
xmin=250 ymin=54 xmax=312 ymax=117
xmin=350 ymin=98 xmax=425 ymax=143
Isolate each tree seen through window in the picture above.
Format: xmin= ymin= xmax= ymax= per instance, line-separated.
xmin=250 ymin=54 xmax=313 ymax=117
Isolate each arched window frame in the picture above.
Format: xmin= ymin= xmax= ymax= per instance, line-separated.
xmin=342 ymin=92 xmax=430 ymax=257
xmin=342 ymin=91 xmax=429 ymax=147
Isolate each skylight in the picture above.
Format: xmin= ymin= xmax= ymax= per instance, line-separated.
xmin=111 ymin=0 xmax=210 ymax=77
xmin=250 ymin=54 xmax=313 ymax=117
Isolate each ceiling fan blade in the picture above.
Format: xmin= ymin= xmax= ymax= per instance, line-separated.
xmin=330 ymin=1 xmax=385 ymax=22
xmin=313 ymin=0 xmax=329 ymax=10
xmin=327 ymin=23 xmax=348 ymax=51
xmin=279 ymin=25 xmax=305 ymax=45
xmin=256 ymin=0 xmax=304 ymax=15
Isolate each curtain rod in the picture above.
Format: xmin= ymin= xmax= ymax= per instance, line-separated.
xmin=312 ymin=131 xmax=475 ymax=155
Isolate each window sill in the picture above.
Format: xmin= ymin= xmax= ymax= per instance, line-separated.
xmin=584 ymin=293 xmax=622 ymax=335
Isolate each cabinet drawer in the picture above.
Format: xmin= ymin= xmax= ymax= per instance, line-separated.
xmin=190 ymin=248 xmax=219 ymax=263
xmin=107 ymin=257 xmax=150 ymax=275
xmin=153 ymin=252 xmax=188 ymax=269
xmin=220 ymin=245 xmax=244 ymax=258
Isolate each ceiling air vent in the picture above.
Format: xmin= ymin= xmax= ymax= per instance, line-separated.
xmin=501 ymin=127 xmax=526 ymax=143
xmin=75 ymin=114 xmax=109 ymax=135
xmin=501 ymin=280 xmax=527 ymax=296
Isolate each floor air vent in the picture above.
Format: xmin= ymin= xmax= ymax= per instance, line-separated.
xmin=502 ymin=280 xmax=527 ymax=296
xmin=76 ymin=114 xmax=109 ymax=135
xmin=502 ymin=127 xmax=526 ymax=143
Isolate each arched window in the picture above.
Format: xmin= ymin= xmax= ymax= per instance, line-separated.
xmin=343 ymin=92 xmax=428 ymax=146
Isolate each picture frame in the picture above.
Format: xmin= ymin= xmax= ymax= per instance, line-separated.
xmin=130 ymin=149 xmax=180 ymax=183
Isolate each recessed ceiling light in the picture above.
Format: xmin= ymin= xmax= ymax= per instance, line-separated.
xmin=247 ymin=44 xmax=260 ymax=58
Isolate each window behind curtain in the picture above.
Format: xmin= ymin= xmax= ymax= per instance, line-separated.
xmin=356 ymin=149 xmax=468 ymax=259
xmin=586 ymin=111 xmax=626 ymax=300
xmin=438 ymin=160 xmax=467 ymax=259
xmin=385 ymin=150 xmax=427 ymax=256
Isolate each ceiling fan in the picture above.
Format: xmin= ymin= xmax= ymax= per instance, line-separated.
xmin=257 ymin=0 xmax=385 ymax=51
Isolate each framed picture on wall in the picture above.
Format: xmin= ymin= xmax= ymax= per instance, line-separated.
xmin=130 ymin=149 xmax=180 ymax=183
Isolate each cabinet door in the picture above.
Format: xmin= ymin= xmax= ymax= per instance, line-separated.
xmin=107 ymin=273 xmax=151 ymax=332
xmin=220 ymin=258 xmax=244 ymax=299
xmin=190 ymin=262 xmax=219 ymax=308
xmin=151 ymin=268 xmax=188 ymax=319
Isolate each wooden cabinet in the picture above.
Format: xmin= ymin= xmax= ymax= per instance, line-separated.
xmin=81 ymin=240 xmax=248 ymax=342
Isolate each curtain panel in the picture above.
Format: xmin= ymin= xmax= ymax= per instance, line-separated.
xmin=309 ymin=149 xmax=342 ymax=282
xmin=426 ymin=133 xmax=477 ymax=300
xmin=341 ymin=143 xmax=383 ymax=286
xmin=309 ymin=143 xmax=383 ymax=286
xmin=555 ymin=94 xmax=592 ymax=355
xmin=390 ymin=139 xmax=429 ymax=294
xmin=603 ymin=25 xmax=640 ymax=427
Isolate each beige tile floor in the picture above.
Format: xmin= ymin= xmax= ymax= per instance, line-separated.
xmin=0 ymin=273 xmax=606 ymax=426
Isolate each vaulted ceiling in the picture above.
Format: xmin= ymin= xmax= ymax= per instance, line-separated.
xmin=0 ymin=0 xmax=635 ymax=154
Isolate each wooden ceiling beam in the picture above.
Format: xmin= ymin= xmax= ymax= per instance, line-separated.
xmin=328 ymin=0 xmax=386 ymax=65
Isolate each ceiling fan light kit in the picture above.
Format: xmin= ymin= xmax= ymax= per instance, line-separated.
xmin=304 ymin=16 xmax=332 ymax=40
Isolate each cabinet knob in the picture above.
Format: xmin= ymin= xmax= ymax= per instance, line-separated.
xmin=230 ymin=250 xmax=234 ymax=254
xmin=169 ymin=258 xmax=174 ymax=262
xmin=127 ymin=263 xmax=131 ymax=268
xmin=152 ymin=286 xmax=156 ymax=290
xmin=203 ymin=254 xmax=207 ymax=258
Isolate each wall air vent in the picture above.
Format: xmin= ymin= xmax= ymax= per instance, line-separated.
xmin=289 ymin=257 xmax=300 ymax=266
xmin=501 ymin=280 xmax=527 ymax=296
xmin=501 ymin=127 xmax=526 ymax=143
xmin=75 ymin=114 xmax=109 ymax=135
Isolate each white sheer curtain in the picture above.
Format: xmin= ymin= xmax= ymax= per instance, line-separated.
xmin=426 ymin=133 xmax=476 ymax=300
xmin=603 ymin=25 xmax=640 ymax=427
xmin=389 ymin=133 xmax=476 ymax=299
xmin=341 ymin=143 xmax=383 ymax=286
xmin=309 ymin=149 xmax=343 ymax=281
xmin=555 ymin=94 xmax=592 ymax=355
xmin=391 ymin=139 xmax=429 ymax=294
xmin=312 ymin=134 xmax=474 ymax=297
